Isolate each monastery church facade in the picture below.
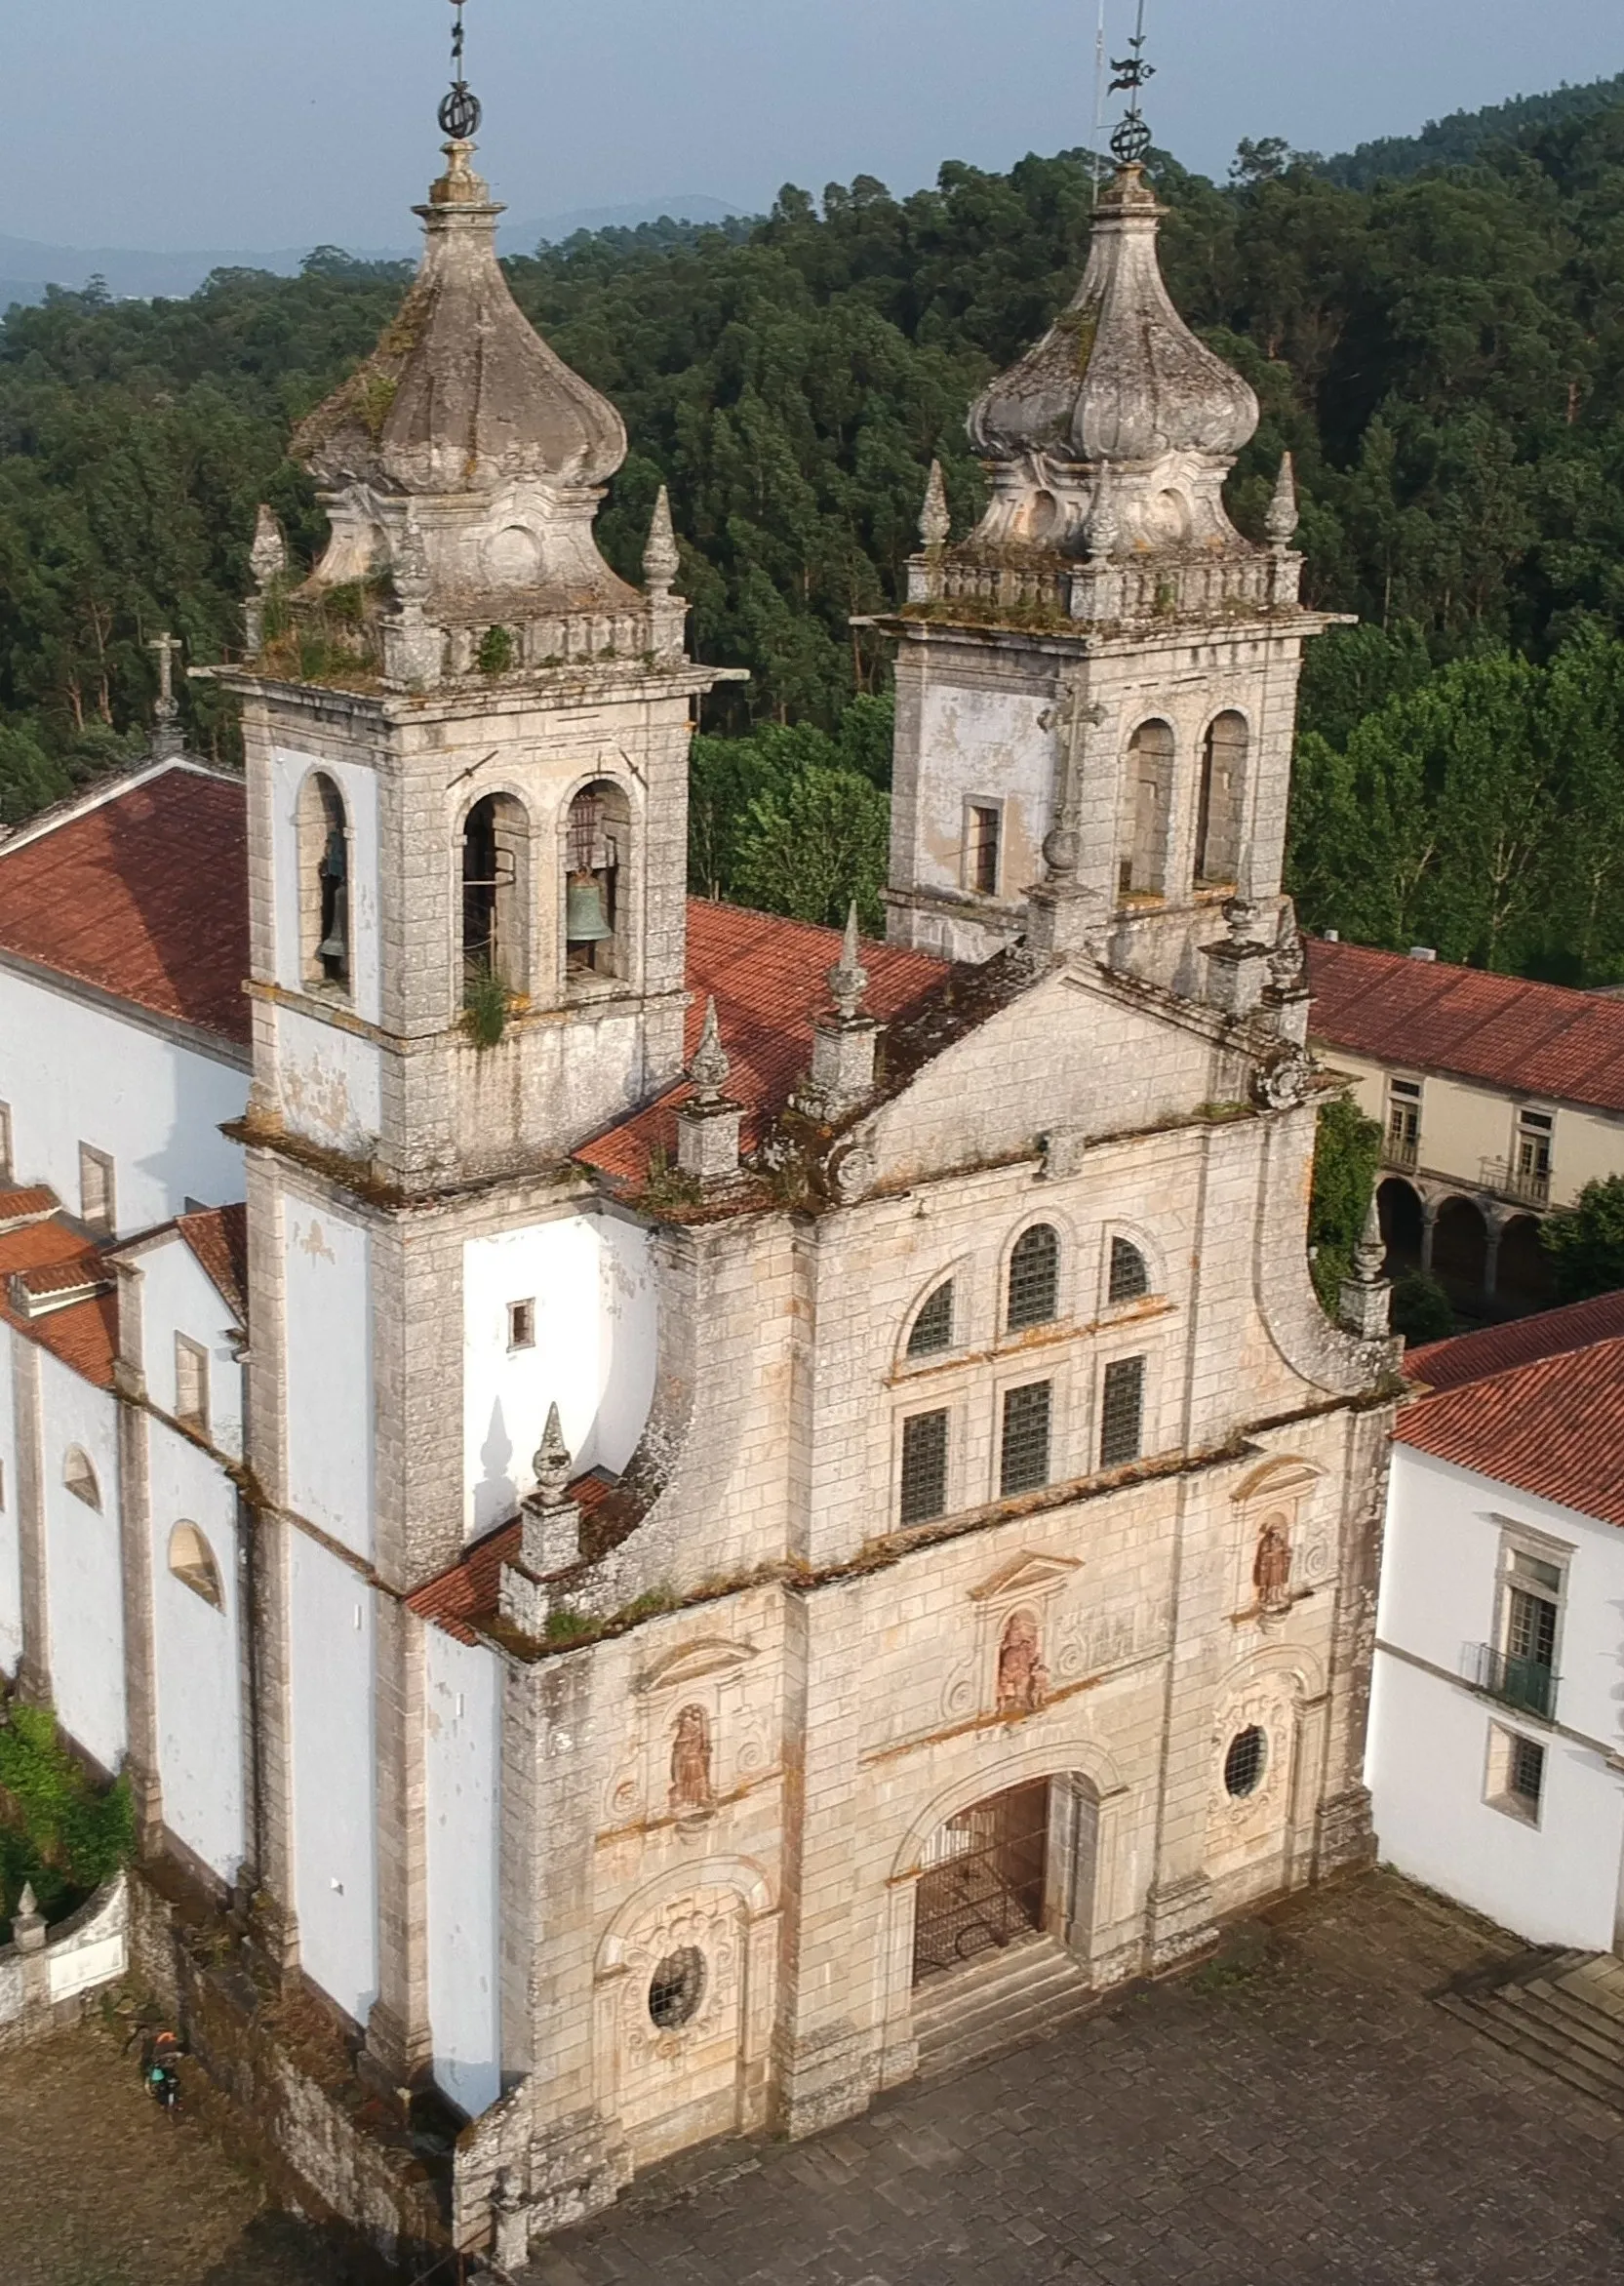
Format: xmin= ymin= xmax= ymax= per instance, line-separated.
xmin=0 ymin=115 xmax=1397 ymax=2259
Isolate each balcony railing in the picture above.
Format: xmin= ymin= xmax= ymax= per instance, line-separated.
xmin=1383 ymin=1134 xmax=1419 ymax=1172
xmin=1479 ymin=1157 xmax=1552 ymax=1210
xmin=1473 ymin=1642 xmax=1557 ymax=1720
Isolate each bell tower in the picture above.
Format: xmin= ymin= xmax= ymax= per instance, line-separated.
xmin=881 ymin=59 xmax=1340 ymax=998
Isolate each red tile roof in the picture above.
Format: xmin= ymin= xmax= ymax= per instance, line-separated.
xmin=578 ymin=901 xmax=948 ymax=1183
xmin=178 ymin=1204 xmax=249 ymax=1326
xmin=0 ymin=1219 xmax=116 ymax=1388
xmin=1406 ymin=1290 xmax=1624 ymax=1393
xmin=1307 ymin=938 xmax=1624 ymax=1116
xmin=0 ymin=764 xmax=250 ymax=1048
xmin=1398 ymin=1330 xmax=1624 ymax=1529
xmin=0 ymin=1186 xmax=59 ymax=1231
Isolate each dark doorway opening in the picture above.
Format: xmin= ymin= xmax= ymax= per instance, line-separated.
xmin=1378 ymin=1178 xmax=1424 ymax=1277
xmin=912 ymin=1779 xmax=1050 ymax=1984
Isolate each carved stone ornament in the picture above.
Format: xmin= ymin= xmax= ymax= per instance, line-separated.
xmin=1251 ymin=1046 xmax=1312 ymax=1112
xmin=996 ymin=1608 xmax=1050 ymax=1714
xmin=830 ymin=1143 xmax=878 ymax=1204
xmin=1252 ymin=1517 xmax=1293 ymax=1618
xmin=669 ymin=1704 xmax=715 ymax=1816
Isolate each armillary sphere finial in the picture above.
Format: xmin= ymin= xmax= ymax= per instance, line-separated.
xmin=438 ymin=0 xmax=483 ymax=140
xmin=1107 ymin=0 xmax=1156 ymax=169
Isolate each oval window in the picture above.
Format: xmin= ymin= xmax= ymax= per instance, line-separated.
xmin=1223 ymin=1725 xmax=1268 ymax=1799
xmin=648 ymin=1945 xmax=706 ymax=2030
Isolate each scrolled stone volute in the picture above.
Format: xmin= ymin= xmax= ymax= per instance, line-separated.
xmin=967 ymin=164 xmax=1260 ymax=556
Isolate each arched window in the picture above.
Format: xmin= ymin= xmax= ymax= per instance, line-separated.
xmin=462 ymin=791 xmax=531 ymax=993
xmin=168 ymin=1522 xmax=223 ymax=1611
xmin=1107 ymin=1237 xmax=1150 ymax=1305
xmin=297 ymin=771 xmax=351 ymax=991
xmin=1195 ymin=712 xmax=1247 ymax=887
xmin=907 ymin=1281 xmax=955 ymax=1358
xmin=62 ymin=1447 xmax=100 ymax=1510
xmin=565 ymin=781 xmax=631 ymax=981
xmin=1007 ymin=1224 xmax=1059 ymax=1332
xmin=1119 ymin=721 xmax=1173 ymax=898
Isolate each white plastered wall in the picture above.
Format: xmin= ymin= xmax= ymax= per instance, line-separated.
xmin=270 ymin=747 xmax=382 ymax=1024
xmin=39 ymin=1349 xmax=125 ymax=1774
xmin=273 ymin=1005 xmax=384 ymax=1160
xmin=909 ymin=682 xmax=1052 ymax=905
xmin=0 ymin=967 xmax=246 ymax=1236
xmin=149 ymin=1419 xmax=245 ymax=1885
xmin=289 ymin=1535 xmax=378 ymax=2026
xmin=424 ymin=1625 xmax=500 ymax=2117
xmin=0 ymin=1321 xmax=19 ymax=1674
xmin=461 ymin=1212 xmax=655 ymax=1538
xmin=137 ymin=1235 xmax=245 ymax=1460
xmin=284 ymin=1203 xmax=374 ymax=1560
xmin=1367 ymin=1443 xmax=1624 ymax=1951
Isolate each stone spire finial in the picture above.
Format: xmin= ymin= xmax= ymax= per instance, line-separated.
xmin=1353 ymin=1189 xmax=1385 ymax=1285
xmin=17 ymin=1882 xmax=36 ymax=1919
xmin=920 ymin=460 xmax=951 ymax=550
xmin=149 ymin=632 xmax=183 ymax=759
xmin=1338 ymin=1185 xmax=1393 ymax=1341
xmin=1083 ymin=461 xmax=1120 ymax=562
xmin=1266 ymin=452 xmax=1299 ymax=549
xmin=1268 ymin=901 xmax=1306 ymax=994
xmin=827 ymin=904 xmax=870 ymax=1024
xmin=688 ymin=996 xmax=731 ymax=1106
xmin=250 ymin=505 xmax=287 ymax=590
xmin=532 ymin=1403 xmax=574 ymax=1509
xmin=644 ymin=485 xmax=680 ymax=595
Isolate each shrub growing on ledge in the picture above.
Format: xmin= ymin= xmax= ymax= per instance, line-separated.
xmin=0 ymin=1702 xmax=134 ymax=1941
xmin=463 ymin=962 xmax=508 ymax=1049
xmin=477 ymin=624 xmax=516 ymax=676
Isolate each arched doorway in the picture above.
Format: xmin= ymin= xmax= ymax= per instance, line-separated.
xmin=1378 ymin=1178 xmax=1424 ymax=1277
xmin=1431 ymin=1195 xmax=1489 ymax=1305
xmin=1496 ymin=1215 xmax=1556 ymax=1315
xmin=910 ymin=1775 xmax=1099 ymax=1986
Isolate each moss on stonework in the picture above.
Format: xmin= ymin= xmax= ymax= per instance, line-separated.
xmin=476 ymin=624 xmax=516 ymax=676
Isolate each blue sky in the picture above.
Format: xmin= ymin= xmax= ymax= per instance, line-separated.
xmin=8 ymin=0 xmax=1621 ymax=251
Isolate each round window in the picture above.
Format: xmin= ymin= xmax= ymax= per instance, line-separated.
xmin=1223 ymin=1725 xmax=1268 ymax=1799
xmin=648 ymin=1945 xmax=706 ymax=2030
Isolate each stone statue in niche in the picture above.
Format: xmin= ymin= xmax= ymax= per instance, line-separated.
xmin=996 ymin=1610 xmax=1050 ymax=1713
xmin=669 ymin=1704 xmax=715 ymax=1814
xmin=1253 ymin=1517 xmax=1293 ymax=1617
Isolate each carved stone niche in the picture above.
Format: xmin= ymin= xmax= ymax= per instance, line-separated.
xmin=942 ymin=1549 xmax=1083 ymax=1725
xmin=1230 ymin=1459 xmax=1325 ymax=1626
xmin=603 ymin=1636 xmax=767 ymax=1832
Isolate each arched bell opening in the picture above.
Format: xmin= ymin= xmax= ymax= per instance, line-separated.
xmin=461 ymin=791 xmax=531 ymax=995
xmin=564 ymin=780 xmax=631 ymax=983
xmin=297 ymin=770 xmax=351 ymax=993
xmin=1195 ymin=711 xmax=1247 ymax=888
xmin=1118 ymin=720 xmax=1173 ymax=899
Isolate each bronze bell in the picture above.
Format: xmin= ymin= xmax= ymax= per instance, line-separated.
xmin=566 ymin=871 xmax=614 ymax=944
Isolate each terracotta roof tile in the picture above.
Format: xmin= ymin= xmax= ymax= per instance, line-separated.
xmin=0 ymin=1186 xmax=59 ymax=1230
xmin=1406 ymin=1291 xmax=1624 ymax=1393
xmin=578 ymin=901 xmax=948 ymax=1183
xmin=0 ymin=1219 xmax=116 ymax=1388
xmin=1397 ymin=1331 xmax=1624 ymax=1529
xmin=178 ymin=1204 xmax=249 ymax=1326
xmin=0 ymin=764 xmax=250 ymax=1047
xmin=1307 ymin=938 xmax=1624 ymax=1115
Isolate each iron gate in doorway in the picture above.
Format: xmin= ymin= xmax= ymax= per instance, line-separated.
xmin=912 ymin=1779 xmax=1050 ymax=1983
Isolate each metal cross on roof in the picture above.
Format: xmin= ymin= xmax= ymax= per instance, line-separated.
xmin=1108 ymin=0 xmax=1155 ymax=169
xmin=438 ymin=0 xmax=483 ymax=140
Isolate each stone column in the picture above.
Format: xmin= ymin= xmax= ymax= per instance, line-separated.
xmin=1419 ymin=1194 xmax=1440 ymax=1277
xmin=12 ymin=1336 xmax=47 ymax=1705
xmin=1485 ymin=1215 xmax=1506 ymax=1302
xmin=367 ymin=1599 xmax=433 ymax=2090
xmin=243 ymin=1153 xmax=298 ymax=1971
xmin=112 ymin=1261 xmax=162 ymax=1850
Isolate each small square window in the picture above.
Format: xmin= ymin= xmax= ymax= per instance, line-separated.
xmin=1000 ymin=1381 xmax=1052 ymax=1497
xmin=899 ymin=1410 xmax=949 ymax=1525
xmin=1099 ymin=1356 xmax=1145 ymax=1467
xmin=507 ymin=1299 xmax=535 ymax=1351
xmin=78 ymin=1144 xmax=115 ymax=1236
xmin=965 ymin=803 xmax=1001 ymax=898
xmin=175 ymin=1336 xmax=210 ymax=1436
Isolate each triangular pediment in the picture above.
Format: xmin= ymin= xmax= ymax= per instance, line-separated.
xmin=968 ymin=1550 xmax=1082 ymax=1604
xmin=636 ymin=1637 xmax=760 ymax=1694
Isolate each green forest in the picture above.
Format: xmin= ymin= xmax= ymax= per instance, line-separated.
xmin=3 ymin=79 xmax=1624 ymax=973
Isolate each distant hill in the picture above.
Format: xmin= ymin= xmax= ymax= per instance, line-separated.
xmin=0 ymin=196 xmax=745 ymax=310
xmin=1322 ymin=67 xmax=1624 ymax=188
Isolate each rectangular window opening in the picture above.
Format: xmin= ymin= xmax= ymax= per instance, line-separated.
xmin=174 ymin=1335 xmax=210 ymax=1436
xmin=78 ymin=1143 xmax=114 ymax=1236
xmin=899 ymin=1410 xmax=949 ymax=1526
xmin=1486 ymin=1720 xmax=1545 ymax=1824
xmin=965 ymin=804 xmax=1001 ymax=898
xmin=1099 ymin=1356 xmax=1145 ymax=1468
xmin=1000 ymin=1381 xmax=1052 ymax=1498
xmin=507 ymin=1299 xmax=536 ymax=1352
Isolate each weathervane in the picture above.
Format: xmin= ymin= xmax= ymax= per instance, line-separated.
xmin=438 ymin=0 xmax=482 ymax=140
xmin=1108 ymin=0 xmax=1155 ymax=169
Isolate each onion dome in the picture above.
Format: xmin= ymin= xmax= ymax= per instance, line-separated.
xmin=294 ymin=141 xmax=627 ymax=497
xmin=969 ymin=166 xmax=1257 ymax=471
